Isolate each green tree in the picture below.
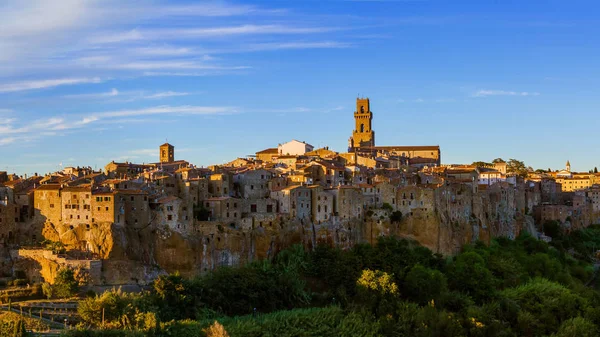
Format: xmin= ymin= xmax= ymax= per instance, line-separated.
xmin=502 ymin=278 xmax=588 ymax=335
xmin=404 ymin=264 xmax=448 ymax=305
xmin=552 ymin=317 xmax=598 ymax=337
xmin=506 ymin=158 xmax=528 ymax=178
xmin=447 ymin=251 xmax=497 ymax=303
xmin=390 ymin=211 xmax=402 ymax=223
xmin=492 ymin=158 xmax=506 ymax=164
xmin=472 ymin=161 xmax=492 ymax=167
xmin=47 ymin=268 xmax=79 ymax=299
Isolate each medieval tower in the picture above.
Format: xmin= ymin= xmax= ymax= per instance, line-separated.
xmin=159 ymin=143 xmax=174 ymax=163
xmin=349 ymin=98 xmax=375 ymax=151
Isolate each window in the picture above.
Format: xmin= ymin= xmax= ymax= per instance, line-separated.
xmin=251 ymin=204 xmax=257 ymax=212
xmin=130 ymin=196 xmax=134 ymax=201
xmin=267 ymin=205 xmax=273 ymax=213
xmin=360 ymin=123 xmax=364 ymax=132
xmin=318 ymin=205 xmax=321 ymax=212
xmin=97 ymin=207 xmax=101 ymax=211
xmin=86 ymin=194 xmax=90 ymax=199
xmin=167 ymin=215 xmax=173 ymax=221
xmin=50 ymin=204 xmax=54 ymax=208
xmin=105 ymin=207 xmax=109 ymax=211
xmin=325 ymin=205 xmax=328 ymax=213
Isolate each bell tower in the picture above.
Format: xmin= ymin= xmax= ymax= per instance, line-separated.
xmin=160 ymin=142 xmax=174 ymax=163
xmin=349 ymin=97 xmax=375 ymax=150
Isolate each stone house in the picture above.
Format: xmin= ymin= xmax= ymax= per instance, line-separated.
xmin=278 ymin=140 xmax=314 ymax=156
xmin=203 ymin=197 xmax=242 ymax=224
xmin=330 ymin=186 xmax=364 ymax=220
xmin=234 ymin=168 xmax=273 ymax=199
xmin=209 ymin=173 xmax=233 ymax=197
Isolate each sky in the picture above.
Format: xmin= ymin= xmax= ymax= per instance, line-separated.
xmin=1 ymin=0 xmax=600 ymax=176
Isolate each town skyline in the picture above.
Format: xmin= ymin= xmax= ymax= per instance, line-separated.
xmin=2 ymin=0 xmax=600 ymax=174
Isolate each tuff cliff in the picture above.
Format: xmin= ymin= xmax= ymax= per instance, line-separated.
xmin=8 ymin=181 xmax=541 ymax=285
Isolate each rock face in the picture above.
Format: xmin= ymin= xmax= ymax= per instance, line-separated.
xmin=8 ymin=181 xmax=541 ymax=285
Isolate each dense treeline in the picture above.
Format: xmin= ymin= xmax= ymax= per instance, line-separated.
xmin=65 ymin=225 xmax=600 ymax=337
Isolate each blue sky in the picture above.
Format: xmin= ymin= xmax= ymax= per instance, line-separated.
xmin=1 ymin=0 xmax=599 ymax=175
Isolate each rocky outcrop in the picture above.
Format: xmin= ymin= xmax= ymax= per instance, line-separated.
xmin=9 ymin=181 xmax=542 ymax=285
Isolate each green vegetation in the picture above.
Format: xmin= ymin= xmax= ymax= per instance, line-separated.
xmin=63 ymin=227 xmax=600 ymax=336
xmin=43 ymin=267 xmax=79 ymax=299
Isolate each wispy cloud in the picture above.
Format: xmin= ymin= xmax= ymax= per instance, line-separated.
xmin=142 ymin=91 xmax=189 ymax=99
xmin=64 ymin=88 xmax=119 ymax=99
xmin=244 ymin=41 xmax=351 ymax=51
xmin=0 ymin=77 xmax=103 ymax=93
xmin=0 ymin=105 xmax=237 ymax=138
xmin=90 ymin=25 xmax=340 ymax=44
xmin=63 ymin=89 xmax=190 ymax=101
xmin=473 ymin=89 xmax=541 ymax=97
xmin=0 ymin=109 xmax=13 ymax=113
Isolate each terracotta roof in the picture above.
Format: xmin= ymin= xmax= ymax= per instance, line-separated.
xmin=365 ymin=145 xmax=440 ymax=151
xmin=62 ymin=186 xmax=92 ymax=192
xmin=34 ymin=184 xmax=61 ymax=191
xmin=160 ymin=143 xmax=173 ymax=147
xmin=256 ymin=148 xmax=278 ymax=154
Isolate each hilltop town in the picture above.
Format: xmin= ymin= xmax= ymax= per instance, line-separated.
xmin=0 ymin=98 xmax=598 ymax=286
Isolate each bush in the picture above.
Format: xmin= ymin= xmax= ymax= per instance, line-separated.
xmin=447 ymin=252 xmax=497 ymax=303
xmin=552 ymin=317 xmax=598 ymax=337
xmin=502 ymin=278 xmax=588 ymax=335
xmin=54 ymin=268 xmax=79 ymax=298
xmin=404 ymin=264 xmax=448 ymax=305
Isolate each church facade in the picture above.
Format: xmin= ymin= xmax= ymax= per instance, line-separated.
xmin=348 ymin=98 xmax=441 ymax=167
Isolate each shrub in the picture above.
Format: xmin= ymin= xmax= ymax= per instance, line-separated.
xmin=502 ymin=278 xmax=588 ymax=335
xmin=552 ymin=317 xmax=598 ymax=337
xmin=404 ymin=264 xmax=448 ymax=305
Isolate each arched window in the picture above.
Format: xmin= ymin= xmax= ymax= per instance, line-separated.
xmin=360 ymin=124 xmax=365 ymax=132
xmin=360 ymin=106 xmax=365 ymax=113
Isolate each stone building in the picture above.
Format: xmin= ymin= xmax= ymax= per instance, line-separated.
xmin=278 ymin=140 xmax=314 ymax=156
xmin=34 ymin=184 xmax=63 ymax=226
xmin=61 ymin=186 xmax=92 ymax=227
xmin=203 ymin=197 xmax=241 ymax=223
xmin=160 ymin=143 xmax=175 ymax=163
xmin=209 ymin=173 xmax=233 ymax=197
xmin=330 ymin=186 xmax=364 ymax=220
xmin=255 ymin=148 xmax=279 ymax=163
xmin=347 ymin=97 xmax=441 ymax=166
xmin=309 ymin=186 xmax=334 ymax=223
xmin=234 ymin=168 xmax=273 ymax=199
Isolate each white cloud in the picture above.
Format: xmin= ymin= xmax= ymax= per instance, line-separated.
xmin=0 ymin=137 xmax=17 ymax=145
xmin=0 ymin=77 xmax=103 ymax=93
xmin=64 ymin=88 xmax=119 ymax=99
xmin=143 ymin=91 xmax=189 ymax=99
xmin=90 ymin=25 xmax=340 ymax=44
xmin=244 ymin=41 xmax=351 ymax=51
xmin=473 ymin=89 xmax=541 ymax=97
xmin=0 ymin=109 xmax=13 ymax=113
xmin=0 ymin=105 xmax=236 ymax=138
xmin=133 ymin=46 xmax=192 ymax=56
